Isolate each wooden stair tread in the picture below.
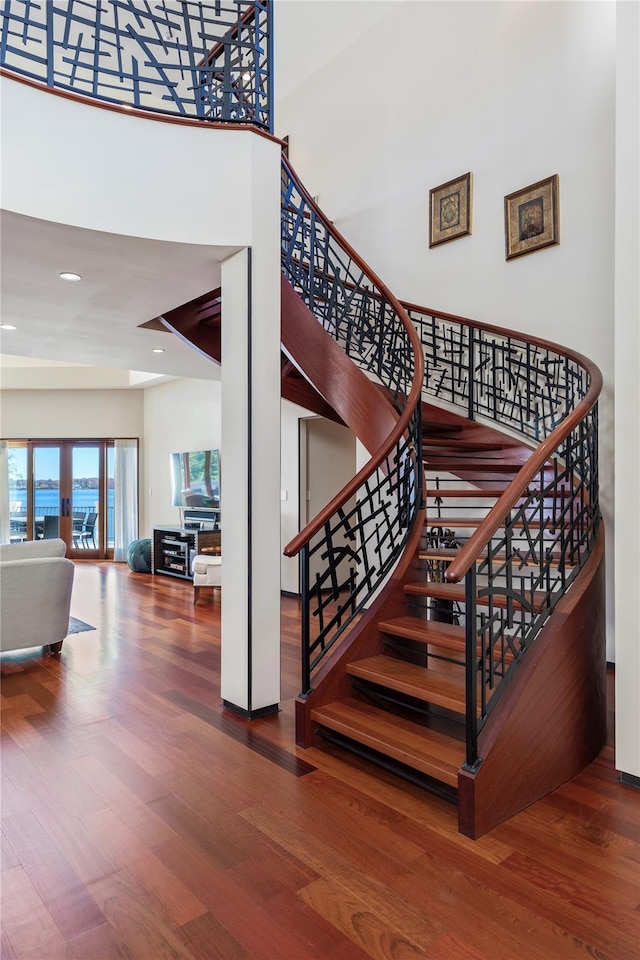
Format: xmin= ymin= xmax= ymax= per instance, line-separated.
xmin=424 ymin=516 xmax=559 ymax=529
xmin=346 ymin=655 xmax=466 ymax=714
xmin=311 ymin=698 xmax=465 ymax=786
xmin=378 ymin=616 xmax=465 ymax=651
xmin=423 ymin=438 xmax=513 ymax=451
xmin=418 ymin=547 xmax=576 ymax=568
xmin=422 ymin=421 xmax=463 ymax=435
xmin=404 ymin=580 xmax=546 ymax=610
xmin=420 ymin=547 xmax=461 ymax=560
xmin=423 ymin=458 xmax=530 ymax=473
xmin=426 ymin=487 xmax=510 ymax=498
xmin=379 ymin=616 xmax=515 ymax=665
xmin=425 ymin=486 xmax=574 ymax=499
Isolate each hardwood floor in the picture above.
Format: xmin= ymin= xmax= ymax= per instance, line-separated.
xmin=1 ymin=562 xmax=637 ymax=960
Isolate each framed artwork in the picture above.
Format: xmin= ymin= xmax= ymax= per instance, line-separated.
xmin=429 ymin=172 xmax=472 ymax=247
xmin=504 ymin=174 xmax=559 ymax=260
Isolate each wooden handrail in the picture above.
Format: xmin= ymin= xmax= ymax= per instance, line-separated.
xmin=443 ymin=377 xmax=601 ymax=583
xmin=201 ymin=3 xmax=262 ymax=66
xmin=282 ymin=155 xmax=424 ymax=558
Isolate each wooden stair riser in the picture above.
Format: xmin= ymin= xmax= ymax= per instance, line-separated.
xmin=404 ymin=580 xmax=547 ymax=612
xmin=377 ymin=616 xmax=516 ymax=666
xmin=423 ymin=516 xmax=567 ymax=531
xmin=418 ymin=547 xmax=576 ymax=570
xmin=425 ymin=487 xmax=575 ymax=499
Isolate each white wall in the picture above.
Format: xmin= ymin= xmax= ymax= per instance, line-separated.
xmin=0 ymin=77 xmax=262 ymax=247
xmin=276 ymin=0 xmax=617 ymax=658
xmin=0 ymin=389 xmax=143 ymax=440
xmin=142 ymin=378 xmax=221 ymax=536
xmin=281 ymin=399 xmax=306 ymax=593
xmin=614 ymin=0 xmax=640 ymax=780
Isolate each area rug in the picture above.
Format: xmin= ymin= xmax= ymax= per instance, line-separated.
xmin=67 ymin=617 xmax=96 ymax=636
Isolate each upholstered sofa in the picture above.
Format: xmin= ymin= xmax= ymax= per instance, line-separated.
xmin=0 ymin=538 xmax=75 ymax=655
xmin=192 ymin=554 xmax=222 ymax=603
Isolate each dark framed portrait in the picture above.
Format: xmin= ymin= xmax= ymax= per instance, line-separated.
xmin=504 ymin=175 xmax=559 ymax=260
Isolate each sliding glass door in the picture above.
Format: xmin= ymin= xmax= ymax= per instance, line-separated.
xmin=8 ymin=440 xmax=121 ymax=559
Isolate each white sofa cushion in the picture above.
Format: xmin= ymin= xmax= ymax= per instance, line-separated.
xmin=0 ymin=537 xmax=66 ymax=560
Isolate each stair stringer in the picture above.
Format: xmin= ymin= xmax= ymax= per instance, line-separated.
xmin=158 ymin=285 xmax=347 ymax=425
xmin=280 ymin=276 xmax=399 ymax=455
xmin=458 ymin=525 xmax=606 ymax=839
xmin=295 ymin=503 xmax=425 ymax=748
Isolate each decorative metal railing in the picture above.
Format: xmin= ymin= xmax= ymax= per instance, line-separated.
xmin=405 ymin=304 xmax=602 ymax=767
xmin=281 ymin=157 xmax=425 ymax=697
xmin=0 ymin=0 xmax=272 ymax=131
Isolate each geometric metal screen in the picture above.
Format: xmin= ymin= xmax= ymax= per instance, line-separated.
xmin=407 ymin=302 xmax=601 ymax=766
xmin=0 ymin=0 xmax=272 ymax=130
xmin=408 ymin=307 xmax=591 ymax=442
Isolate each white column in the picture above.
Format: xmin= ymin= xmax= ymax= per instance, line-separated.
xmin=220 ymin=229 xmax=281 ymax=714
xmin=614 ymin=0 xmax=640 ymax=783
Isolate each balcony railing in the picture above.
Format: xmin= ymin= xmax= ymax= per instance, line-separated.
xmin=0 ymin=0 xmax=272 ymax=131
xmin=405 ymin=302 xmax=602 ymax=767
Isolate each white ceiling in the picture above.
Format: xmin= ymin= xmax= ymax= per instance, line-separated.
xmin=0 ymin=210 xmax=238 ymax=387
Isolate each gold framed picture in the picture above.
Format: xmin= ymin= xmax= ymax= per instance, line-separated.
xmin=429 ymin=172 xmax=472 ymax=247
xmin=504 ymin=174 xmax=559 ymax=260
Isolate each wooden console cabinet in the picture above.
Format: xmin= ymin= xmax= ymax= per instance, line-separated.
xmin=152 ymin=525 xmax=221 ymax=580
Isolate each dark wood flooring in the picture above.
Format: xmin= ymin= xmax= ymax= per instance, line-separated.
xmin=1 ymin=562 xmax=637 ymax=960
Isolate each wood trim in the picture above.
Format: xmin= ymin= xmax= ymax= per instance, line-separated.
xmin=0 ymin=68 xmax=286 ymax=145
xmin=280 ymin=276 xmax=398 ymax=452
xmin=159 ymin=286 xmax=346 ymax=424
xmin=457 ymin=525 xmax=607 ymax=839
xmin=201 ymin=4 xmax=261 ymax=66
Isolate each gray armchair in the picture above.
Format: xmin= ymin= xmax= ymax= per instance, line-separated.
xmin=0 ymin=538 xmax=74 ymax=656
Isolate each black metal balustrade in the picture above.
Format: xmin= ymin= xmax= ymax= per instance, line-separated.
xmin=281 ymin=157 xmax=425 ymax=697
xmin=406 ymin=303 xmax=601 ymax=767
xmin=0 ymin=0 xmax=272 ymax=131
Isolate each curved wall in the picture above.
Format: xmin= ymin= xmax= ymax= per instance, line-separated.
xmin=0 ymin=75 xmax=277 ymax=247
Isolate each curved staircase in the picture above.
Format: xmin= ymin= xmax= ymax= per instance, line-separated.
xmin=159 ymin=154 xmax=606 ymax=839
xmin=0 ymin=0 xmax=607 ymax=840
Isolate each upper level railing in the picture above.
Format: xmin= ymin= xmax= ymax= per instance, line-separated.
xmin=405 ymin=303 xmax=602 ymax=767
xmin=0 ymin=0 xmax=272 ymax=131
xmin=281 ymin=156 xmax=425 ymax=696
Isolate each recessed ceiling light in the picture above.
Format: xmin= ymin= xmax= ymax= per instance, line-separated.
xmin=0 ymin=323 xmax=17 ymax=330
xmin=152 ymin=348 xmax=165 ymax=354
xmin=59 ymin=272 xmax=82 ymax=282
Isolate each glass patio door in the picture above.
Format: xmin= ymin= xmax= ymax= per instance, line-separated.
xmin=33 ymin=444 xmax=62 ymax=542
xmin=8 ymin=441 xmax=109 ymax=558
xmin=70 ymin=444 xmax=102 ymax=556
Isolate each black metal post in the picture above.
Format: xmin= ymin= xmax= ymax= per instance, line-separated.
xmin=463 ymin=564 xmax=480 ymax=770
xmin=468 ymin=327 xmax=475 ymax=421
xmin=300 ymin=545 xmax=312 ymax=697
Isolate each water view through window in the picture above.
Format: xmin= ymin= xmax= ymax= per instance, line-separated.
xmin=8 ymin=441 xmax=117 ymax=550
